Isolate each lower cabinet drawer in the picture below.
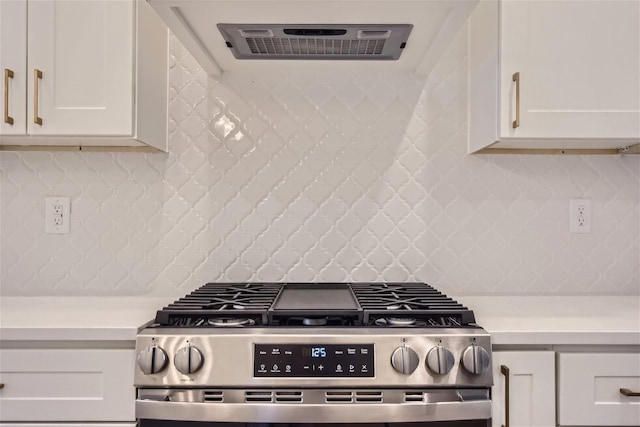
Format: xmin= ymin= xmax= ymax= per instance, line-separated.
xmin=0 ymin=349 xmax=135 ymax=422
xmin=558 ymin=353 xmax=640 ymax=426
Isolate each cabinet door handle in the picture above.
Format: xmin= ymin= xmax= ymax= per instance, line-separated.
xmin=512 ymin=72 xmax=520 ymax=129
xmin=33 ymin=69 xmax=43 ymax=125
xmin=4 ymin=69 xmax=14 ymax=125
xmin=501 ymin=365 xmax=510 ymax=427
xmin=620 ymin=388 xmax=640 ymax=397
xmin=0 ymin=383 xmax=4 ymax=389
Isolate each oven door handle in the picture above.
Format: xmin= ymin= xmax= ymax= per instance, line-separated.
xmin=137 ymin=389 xmax=492 ymax=424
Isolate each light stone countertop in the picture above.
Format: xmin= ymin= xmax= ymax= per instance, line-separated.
xmin=0 ymin=295 xmax=638 ymax=346
xmin=0 ymin=296 xmax=177 ymax=341
xmin=457 ymin=295 xmax=640 ymax=346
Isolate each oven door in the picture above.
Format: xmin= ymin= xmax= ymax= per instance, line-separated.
xmin=137 ymin=388 xmax=491 ymax=427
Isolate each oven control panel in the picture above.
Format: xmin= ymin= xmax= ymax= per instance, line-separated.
xmin=254 ymin=344 xmax=375 ymax=377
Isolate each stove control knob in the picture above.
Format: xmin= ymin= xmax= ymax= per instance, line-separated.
xmin=137 ymin=345 xmax=168 ymax=375
xmin=174 ymin=345 xmax=204 ymax=374
xmin=461 ymin=345 xmax=490 ymax=375
xmin=391 ymin=346 xmax=419 ymax=375
xmin=426 ymin=345 xmax=455 ymax=375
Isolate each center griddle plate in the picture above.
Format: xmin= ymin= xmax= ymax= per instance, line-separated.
xmin=270 ymin=283 xmax=362 ymax=319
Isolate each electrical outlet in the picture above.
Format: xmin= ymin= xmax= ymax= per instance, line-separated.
xmin=570 ymin=198 xmax=591 ymax=234
xmin=45 ymin=197 xmax=70 ymax=234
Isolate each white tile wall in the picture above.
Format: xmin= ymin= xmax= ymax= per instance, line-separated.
xmin=1 ymin=27 xmax=639 ymax=296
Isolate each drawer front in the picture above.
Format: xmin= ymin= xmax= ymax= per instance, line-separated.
xmin=558 ymin=353 xmax=640 ymax=426
xmin=0 ymin=349 xmax=134 ymax=422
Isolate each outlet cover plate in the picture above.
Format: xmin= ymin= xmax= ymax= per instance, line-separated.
xmin=569 ymin=198 xmax=591 ymax=234
xmin=45 ymin=197 xmax=70 ymax=234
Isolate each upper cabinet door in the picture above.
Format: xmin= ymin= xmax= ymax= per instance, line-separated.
xmin=0 ymin=0 xmax=27 ymax=136
xmin=469 ymin=0 xmax=640 ymax=153
xmin=26 ymin=0 xmax=134 ymax=136
xmin=500 ymin=0 xmax=640 ymax=140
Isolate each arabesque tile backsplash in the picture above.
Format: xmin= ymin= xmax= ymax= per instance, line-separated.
xmin=1 ymin=27 xmax=639 ymax=296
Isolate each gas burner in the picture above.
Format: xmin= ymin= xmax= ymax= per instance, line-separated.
xmin=302 ymin=317 xmax=328 ymax=326
xmin=208 ymin=317 xmax=255 ymax=327
xmin=375 ymin=317 xmax=417 ymax=326
xmin=152 ymin=282 xmax=477 ymax=328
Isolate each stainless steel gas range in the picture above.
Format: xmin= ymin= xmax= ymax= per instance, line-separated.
xmin=135 ymin=282 xmax=493 ymax=427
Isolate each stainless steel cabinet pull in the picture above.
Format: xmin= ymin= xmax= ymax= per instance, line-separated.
xmin=4 ymin=69 xmax=13 ymax=125
xmin=512 ymin=72 xmax=520 ymax=129
xmin=34 ymin=69 xmax=43 ymax=125
xmin=501 ymin=365 xmax=510 ymax=427
xmin=620 ymin=388 xmax=640 ymax=397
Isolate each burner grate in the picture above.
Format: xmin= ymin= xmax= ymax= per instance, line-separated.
xmin=153 ymin=282 xmax=282 ymax=326
xmin=152 ymin=282 xmax=477 ymax=328
xmin=351 ymin=282 xmax=477 ymax=327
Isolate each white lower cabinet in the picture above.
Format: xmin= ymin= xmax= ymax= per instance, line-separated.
xmin=491 ymin=351 xmax=556 ymax=427
xmin=558 ymin=353 xmax=640 ymax=426
xmin=0 ymin=349 xmax=135 ymax=422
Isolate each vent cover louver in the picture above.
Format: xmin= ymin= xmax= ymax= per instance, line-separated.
xmin=203 ymin=390 xmax=224 ymax=402
xmin=218 ymin=24 xmax=412 ymax=60
xmin=245 ymin=391 xmax=273 ymax=402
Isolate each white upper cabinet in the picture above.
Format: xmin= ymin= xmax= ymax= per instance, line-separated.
xmin=0 ymin=0 xmax=168 ymax=150
xmin=0 ymin=0 xmax=26 ymax=136
xmin=469 ymin=0 xmax=640 ymax=154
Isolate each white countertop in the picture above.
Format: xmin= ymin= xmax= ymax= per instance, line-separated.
xmin=1 ymin=295 xmax=639 ymax=346
xmin=0 ymin=296 xmax=177 ymax=341
xmin=457 ymin=295 xmax=640 ymax=346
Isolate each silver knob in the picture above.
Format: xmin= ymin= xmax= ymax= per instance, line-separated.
xmin=391 ymin=346 xmax=419 ymax=375
xmin=461 ymin=345 xmax=490 ymax=375
xmin=426 ymin=345 xmax=455 ymax=375
xmin=174 ymin=345 xmax=204 ymax=374
xmin=137 ymin=345 xmax=168 ymax=375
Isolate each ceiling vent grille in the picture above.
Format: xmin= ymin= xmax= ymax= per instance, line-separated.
xmin=218 ymin=24 xmax=412 ymax=60
xmin=245 ymin=38 xmax=386 ymax=56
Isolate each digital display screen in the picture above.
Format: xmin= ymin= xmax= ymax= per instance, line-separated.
xmin=254 ymin=344 xmax=374 ymax=377
xmin=303 ymin=347 xmax=327 ymax=358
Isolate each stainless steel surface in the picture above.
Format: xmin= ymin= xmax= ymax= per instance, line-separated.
xmin=135 ymin=328 xmax=492 ymax=387
xmin=461 ymin=344 xmax=491 ymax=375
xmin=426 ymin=345 xmax=455 ymax=375
xmin=217 ymin=24 xmax=412 ymax=61
xmin=137 ymin=388 xmax=491 ymax=423
xmin=174 ymin=345 xmax=204 ymax=374
xmin=137 ymin=345 xmax=169 ymax=375
xmin=390 ymin=346 xmax=419 ymax=375
xmin=135 ymin=282 xmax=492 ymax=425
